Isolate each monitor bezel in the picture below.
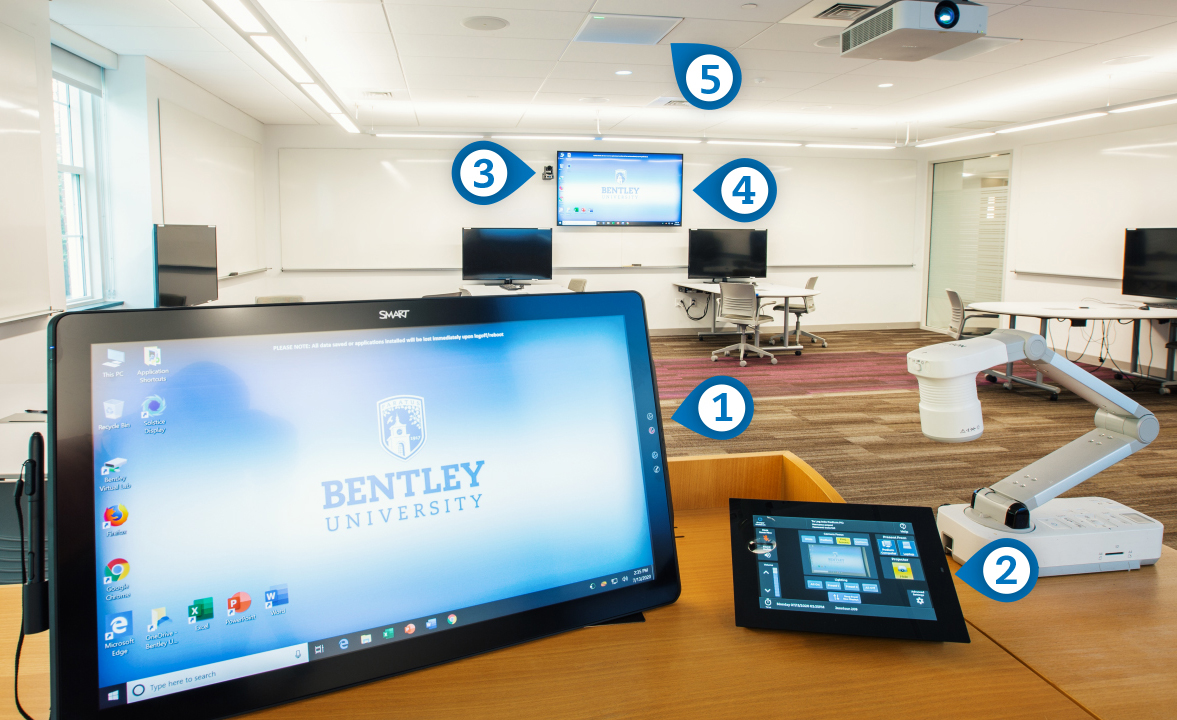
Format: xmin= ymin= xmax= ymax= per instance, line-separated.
xmin=48 ymin=292 xmax=680 ymax=719
xmin=555 ymin=150 xmax=683 ymax=227
xmin=686 ymin=228 xmax=769 ymax=280
xmin=729 ymin=499 xmax=970 ymax=643
xmin=460 ymin=227 xmax=554 ymax=281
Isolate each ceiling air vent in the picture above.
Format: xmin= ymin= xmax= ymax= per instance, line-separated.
xmin=648 ymin=96 xmax=689 ymax=107
xmin=842 ymin=6 xmax=892 ymax=52
xmin=816 ymin=3 xmax=874 ymax=21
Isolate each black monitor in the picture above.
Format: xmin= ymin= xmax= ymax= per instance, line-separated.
xmin=154 ymin=224 xmax=218 ymax=307
xmin=462 ymin=228 xmax=553 ymax=290
xmin=1123 ymin=228 xmax=1177 ymax=299
xmin=687 ymin=229 xmax=768 ymax=280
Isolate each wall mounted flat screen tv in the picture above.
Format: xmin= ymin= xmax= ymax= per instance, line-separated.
xmin=1123 ymin=228 xmax=1177 ymax=299
xmin=687 ymin=229 xmax=768 ymax=280
xmin=462 ymin=228 xmax=553 ymax=283
xmin=556 ymin=151 xmax=682 ymax=227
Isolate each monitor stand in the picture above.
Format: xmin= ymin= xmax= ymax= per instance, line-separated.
xmin=500 ymin=279 xmax=524 ymax=291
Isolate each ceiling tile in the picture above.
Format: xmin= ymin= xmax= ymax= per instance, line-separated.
xmin=401 ymin=56 xmax=557 ymax=79
xmin=558 ymin=42 xmax=670 ymax=64
xmin=407 ymin=74 xmax=545 ymax=92
xmin=588 ymin=0 xmax=812 ymax=23
xmin=61 ymin=25 xmax=226 ymax=54
xmin=547 ymin=62 xmax=674 ymax=82
xmin=50 ymin=0 xmax=198 ymax=28
xmin=659 ymin=18 xmax=774 ymax=47
xmin=848 ymin=59 xmax=1015 ymax=81
xmin=1022 ymin=0 xmax=1177 ymax=16
xmin=386 ymin=4 xmax=587 ymax=40
xmin=396 ymin=34 xmax=568 ymax=60
xmin=538 ymin=77 xmax=674 ymax=96
xmin=733 ymin=48 xmax=873 ymax=74
xmin=259 ymin=0 xmax=389 ymax=35
xmin=959 ymin=38 xmax=1090 ymax=65
xmin=383 ymin=0 xmax=594 ymax=10
xmin=738 ymin=23 xmax=843 ymax=52
xmin=740 ymin=71 xmax=838 ymax=89
xmin=986 ymin=6 xmax=1174 ymax=44
xmin=780 ymin=88 xmax=895 ymax=106
xmin=531 ymin=92 xmax=658 ymax=107
xmin=165 ymin=70 xmax=316 ymax=124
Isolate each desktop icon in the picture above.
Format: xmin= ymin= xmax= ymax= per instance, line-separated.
xmin=103 ymin=400 xmax=124 ymax=420
xmin=264 ymin=584 xmax=288 ymax=609
xmin=447 ymin=614 xmax=457 ymax=625
xmin=426 ymin=618 xmax=437 ymax=630
xmin=314 ymin=644 xmax=324 ymax=655
xmin=104 ymin=558 xmax=129 ymax=584
xmin=360 ymin=634 xmax=372 ymax=645
xmin=103 ymin=349 xmax=125 ymax=368
xmin=141 ymin=395 xmax=166 ymax=419
xmin=891 ymin=561 xmax=914 ymax=580
xmin=339 ymin=638 xmax=348 ymax=650
xmin=104 ymin=611 xmax=132 ymax=641
xmin=103 ymin=504 xmax=128 ymax=528
xmin=227 ymin=592 xmax=251 ymax=616
xmin=188 ymin=597 xmax=213 ymax=623
xmin=383 ymin=627 xmax=395 ymax=639
xmin=404 ymin=623 xmax=416 ymax=635
xmin=108 ymin=690 xmax=120 ymax=702
xmin=143 ymin=347 xmax=162 ymax=366
xmin=101 ymin=458 xmax=127 ymax=476
xmin=147 ymin=607 xmax=171 ymax=632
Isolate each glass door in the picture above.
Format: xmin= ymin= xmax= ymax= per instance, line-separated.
xmin=926 ymin=154 xmax=1010 ymax=331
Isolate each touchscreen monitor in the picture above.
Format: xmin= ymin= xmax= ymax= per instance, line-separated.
xmin=48 ymin=292 xmax=680 ymax=719
xmin=730 ymin=499 xmax=968 ymax=642
xmin=556 ymin=151 xmax=682 ymax=226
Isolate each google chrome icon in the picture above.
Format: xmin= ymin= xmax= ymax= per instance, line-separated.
xmin=104 ymin=558 xmax=129 ymax=584
xmin=104 ymin=504 xmax=128 ymax=527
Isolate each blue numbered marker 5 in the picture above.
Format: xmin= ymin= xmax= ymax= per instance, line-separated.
xmin=694 ymin=158 xmax=778 ymax=223
xmin=671 ymin=376 xmax=754 ymax=440
xmin=671 ymin=44 xmax=743 ymax=110
xmin=451 ymin=140 xmax=536 ymax=205
xmin=955 ymin=537 xmax=1039 ymax=603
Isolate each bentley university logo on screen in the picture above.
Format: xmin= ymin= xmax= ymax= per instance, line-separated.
xmin=321 ymin=393 xmax=487 ymax=533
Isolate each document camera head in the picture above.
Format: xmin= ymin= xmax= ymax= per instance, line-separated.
xmin=906 ymin=336 xmax=1012 ymax=443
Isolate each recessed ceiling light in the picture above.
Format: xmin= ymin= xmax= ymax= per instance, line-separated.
xmin=462 ymin=16 xmax=509 ymax=31
xmin=580 ymin=97 xmax=609 ymax=103
xmin=742 ymin=2 xmax=759 ymax=8
xmin=878 ymin=83 xmax=894 ymax=88
xmin=615 ymin=70 xmax=632 ymax=75
xmin=814 ymin=36 xmax=841 ymax=49
xmin=1103 ymin=55 xmax=1150 ymax=66
xmin=753 ymin=77 xmax=766 ymax=84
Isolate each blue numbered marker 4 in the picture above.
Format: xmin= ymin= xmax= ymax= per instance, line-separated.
xmin=671 ymin=376 xmax=754 ymax=440
xmin=451 ymin=140 xmax=536 ymax=205
xmin=955 ymin=538 xmax=1039 ymax=603
xmin=694 ymin=158 xmax=778 ymax=223
xmin=671 ymin=43 xmax=743 ymax=110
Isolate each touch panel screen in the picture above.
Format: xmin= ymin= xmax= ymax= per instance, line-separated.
xmin=87 ymin=314 xmax=657 ymax=706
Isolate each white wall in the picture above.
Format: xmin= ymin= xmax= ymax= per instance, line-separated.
xmin=258 ymin=125 xmax=925 ymax=332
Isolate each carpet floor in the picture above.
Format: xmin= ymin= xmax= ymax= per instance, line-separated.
xmin=654 ymin=329 xmax=1177 ymax=549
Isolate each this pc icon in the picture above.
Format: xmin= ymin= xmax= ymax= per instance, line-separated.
xmin=103 ymin=349 xmax=125 ymax=368
xmin=103 ymin=400 xmax=124 ymax=420
xmin=101 ymin=458 xmax=127 ymax=476
xmin=143 ymin=347 xmax=162 ymax=366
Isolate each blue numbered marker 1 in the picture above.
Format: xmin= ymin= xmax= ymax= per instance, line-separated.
xmin=671 ymin=376 xmax=754 ymax=440
xmin=694 ymin=158 xmax=778 ymax=223
xmin=451 ymin=140 xmax=536 ymax=205
xmin=955 ymin=538 xmax=1039 ymax=603
xmin=671 ymin=43 xmax=743 ymax=110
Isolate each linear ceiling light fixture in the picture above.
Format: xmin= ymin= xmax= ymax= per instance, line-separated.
xmin=332 ymin=114 xmax=360 ymax=134
xmin=1110 ymin=94 xmax=1177 ymax=114
xmin=603 ymin=136 xmax=702 ymax=144
xmin=707 ymin=140 xmax=803 ymax=147
xmin=995 ymin=112 xmax=1107 ymax=134
xmin=375 ymin=133 xmax=486 ymax=139
xmin=208 ymin=0 xmax=265 ymax=33
xmin=806 ymin=143 xmax=896 ymax=150
xmin=491 ymin=135 xmax=598 ymax=141
xmin=915 ymin=132 xmax=996 ymax=148
xmin=250 ymin=35 xmax=312 ymax=83
xmin=301 ymin=84 xmax=340 ymax=115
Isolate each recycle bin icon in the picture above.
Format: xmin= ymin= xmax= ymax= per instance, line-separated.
xmin=103 ymin=399 xmax=124 ymax=420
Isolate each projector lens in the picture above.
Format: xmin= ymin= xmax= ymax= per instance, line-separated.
xmin=935 ymin=1 xmax=960 ymax=28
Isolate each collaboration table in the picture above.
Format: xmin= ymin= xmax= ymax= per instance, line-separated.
xmin=671 ymin=281 xmax=820 ymax=353
xmin=4 ymin=451 xmax=1171 ymax=719
xmin=969 ymin=300 xmax=1177 ymax=396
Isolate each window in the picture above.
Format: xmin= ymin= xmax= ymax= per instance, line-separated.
xmin=52 ymin=77 xmax=108 ymax=305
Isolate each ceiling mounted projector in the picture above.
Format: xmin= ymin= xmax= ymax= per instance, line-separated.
xmin=841 ymin=0 xmax=987 ymax=61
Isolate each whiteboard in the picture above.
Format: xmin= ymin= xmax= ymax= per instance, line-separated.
xmin=1013 ymin=123 xmax=1177 ymax=279
xmin=278 ymin=147 xmax=918 ymax=270
xmin=0 ymin=22 xmax=53 ymax=321
xmin=159 ymin=100 xmax=263 ymax=276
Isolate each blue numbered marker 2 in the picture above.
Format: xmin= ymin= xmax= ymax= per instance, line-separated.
xmin=955 ymin=538 xmax=1039 ymax=603
xmin=671 ymin=43 xmax=743 ymax=110
xmin=671 ymin=376 xmax=754 ymax=440
xmin=694 ymin=158 xmax=778 ymax=223
xmin=451 ymin=140 xmax=536 ymax=205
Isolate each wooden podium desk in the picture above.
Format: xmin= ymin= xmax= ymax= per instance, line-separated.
xmin=1 ymin=452 xmax=1167 ymax=719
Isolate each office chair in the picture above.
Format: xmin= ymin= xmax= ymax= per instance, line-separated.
xmin=946 ymin=288 xmax=999 ymax=340
xmin=255 ymin=295 xmax=304 ymax=304
xmin=769 ymin=277 xmax=827 ymax=348
xmin=568 ymin=278 xmax=588 ymax=292
xmin=712 ymin=282 xmax=777 ymax=367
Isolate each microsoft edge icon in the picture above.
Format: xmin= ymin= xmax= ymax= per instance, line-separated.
xmin=694 ymin=158 xmax=777 ymax=223
xmin=451 ymin=140 xmax=535 ymax=205
xmin=671 ymin=43 xmax=742 ymax=111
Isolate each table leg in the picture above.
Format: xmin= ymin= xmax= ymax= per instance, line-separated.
xmin=767 ymin=297 xmax=803 ymax=353
xmin=983 ymin=314 xmax=1061 ymax=398
xmin=1132 ymin=319 xmax=1141 ymax=374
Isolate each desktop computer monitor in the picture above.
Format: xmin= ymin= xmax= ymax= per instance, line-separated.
xmin=462 ymin=228 xmax=553 ymax=289
xmin=1123 ymin=228 xmax=1177 ymax=299
xmin=154 ymin=224 xmax=218 ymax=307
xmin=687 ymin=229 xmax=768 ymax=280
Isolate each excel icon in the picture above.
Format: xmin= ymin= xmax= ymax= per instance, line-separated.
xmin=188 ymin=597 xmax=213 ymax=624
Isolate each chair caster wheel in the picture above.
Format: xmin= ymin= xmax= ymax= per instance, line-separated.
xmin=795 ymin=350 xmax=802 ymax=356
xmin=711 ymin=356 xmax=717 ymax=362
xmin=822 ymin=342 xmax=828 ymax=348
xmin=1161 ymin=387 xmax=1171 ymax=395
xmin=1114 ymin=373 xmax=1124 ymax=380
xmin=770 ymin=358 xmax=778 ymax=365
xmin=1050 ymin=393 xmax=1059 ymax=401
xmin=984 ymin=375 xmax=997 ymax=383
xmin=768 ymin=339 xmax=776 ymax=345
xmin=724 ymin=351 xmax=730 ymax=356
xmin=739 ymin=360 xmax=747 ymax=367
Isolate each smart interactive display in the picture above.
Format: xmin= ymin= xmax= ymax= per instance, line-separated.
xmin=730 ymin=499 xmax=968 ymax=642
xmin=556 ymin=151 xmax=682 ymax=226
xmin=48 ymin=293 xmax=680 ymax=719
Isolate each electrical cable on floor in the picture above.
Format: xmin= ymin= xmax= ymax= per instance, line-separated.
xmin=13 ymin=460 xmax=34 ymax=720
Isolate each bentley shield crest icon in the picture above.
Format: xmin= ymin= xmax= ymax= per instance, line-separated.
xmin=378 ymin=395 xmax=426 ymax=459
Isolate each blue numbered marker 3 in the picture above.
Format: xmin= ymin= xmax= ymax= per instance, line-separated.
xmin=694 ymin=158 xmax=778 ymax=223
xmin=671 ymin=43 xmax=743 ymax=110
xmin=955 ymin=537 xmax=1039 ymax=603
xmin=671 ymin=376 xmax=754 ymax=440
xmin=451 ymin=140 xmax=536 ymax=205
